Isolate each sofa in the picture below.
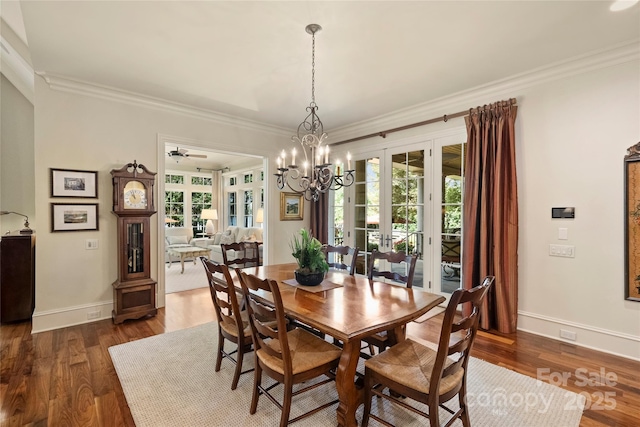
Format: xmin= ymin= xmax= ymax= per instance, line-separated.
xmin=164 ymin=227 xmax=194 ymax=263
xmin=192 ymin=226 xmax=263 ymax=264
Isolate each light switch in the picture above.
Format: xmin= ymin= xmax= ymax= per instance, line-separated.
xmin=558 ymin=228 xmax=568 ymax=240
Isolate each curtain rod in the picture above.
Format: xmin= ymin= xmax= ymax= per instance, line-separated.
xmin=330 ymin=98 xmax=517 ymax=147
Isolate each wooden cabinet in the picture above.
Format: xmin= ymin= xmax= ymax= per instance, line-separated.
xmin=0 ymin=233 xmax=36 ymax=323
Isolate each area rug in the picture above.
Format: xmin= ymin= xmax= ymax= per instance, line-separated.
xmin=109 ymin=323 xmax=585 ymax=427
xmin=165 ymin=260 xmax=208 ymax=293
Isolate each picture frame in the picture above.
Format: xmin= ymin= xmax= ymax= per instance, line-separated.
xmin=51 ymin=168 xmax=98 ymax=198
xmin=625 ymin=141 xmax=640 ymax=302
xmin=51 ymin=203 xmax=99 ymax=232
xmin=280 ymin=192 xmax=304 ymax=221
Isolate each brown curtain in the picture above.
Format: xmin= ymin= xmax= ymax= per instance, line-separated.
xmin=462 ymin=99 xmax=518 ymax=333
xmin=310 ymin=192 xmax=329 ymax=244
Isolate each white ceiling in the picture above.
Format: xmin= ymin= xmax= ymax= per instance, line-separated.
xmin=11 ymin=1 xmax=640 ymax=132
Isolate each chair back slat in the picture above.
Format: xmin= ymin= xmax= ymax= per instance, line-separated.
xmin=322 ymin=245 xmax=359 ymax=275
xmin=200 ymin=258 xmax=244 ymax=335
xmin=367 ymin=249 xmax=418 ymax=287
xmin=222 ymin=242 xmax=260 ymax=268
xmin=430 ymin=276 xmax=494 ymax=398
xmin=237 ymin=270 xmax=292 ymax=370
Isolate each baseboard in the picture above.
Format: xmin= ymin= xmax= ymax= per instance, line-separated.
xmin=518 ymin=311 xmax=640 ymax=361
xmin=32 ymin=301 xmax=114 ymax=334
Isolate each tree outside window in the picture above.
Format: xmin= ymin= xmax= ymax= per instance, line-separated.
xmin=165 ymin=191 xmax=184 ymax=226
xmin=191 ymin=192 xmax=212 ymax=235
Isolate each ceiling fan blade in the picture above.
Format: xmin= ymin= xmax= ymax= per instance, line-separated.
xmin=178 ymin=148 xmax=188 ymax=154
xmin=186 ymin=154 xmax=207 ymax=159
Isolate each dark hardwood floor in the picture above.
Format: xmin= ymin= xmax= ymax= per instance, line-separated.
xmin=1 ymin=287 xmax=639 ymax=426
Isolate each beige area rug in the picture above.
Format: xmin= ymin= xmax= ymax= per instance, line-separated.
xmin=109 ymin=323 xmax=585 ymax=427
xmin=165 ymin=260 xmax=208 ymax=293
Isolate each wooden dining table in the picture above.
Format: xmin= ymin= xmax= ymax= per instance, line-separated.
xmin=239 ymin=263 xmax=445 ymax=427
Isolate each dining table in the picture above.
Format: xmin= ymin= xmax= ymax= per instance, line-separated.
xmin=238 ymin=263 xmax=446 ymax=427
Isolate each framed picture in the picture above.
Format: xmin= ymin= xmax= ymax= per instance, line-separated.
xmin=625 ymin=142 xmax=640 ymax=302
xmin=51 ymin=203 xmax=99 ymax=232
xmin=280 ymin=192 xmax=304 ymax=221
xmin=51 ymin=168 xmax=98 ymax=198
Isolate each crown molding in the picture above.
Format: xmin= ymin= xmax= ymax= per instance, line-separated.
xmin=0 ymin=34 xmax=34 ymax=104
xmin=35 ymin=72 xmax=292 ymax=138
xmin=330 ymin=40 xmax=640 ymax=142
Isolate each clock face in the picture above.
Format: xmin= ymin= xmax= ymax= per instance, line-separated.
xmin=124 ymin=181 xmax=148 ymax=209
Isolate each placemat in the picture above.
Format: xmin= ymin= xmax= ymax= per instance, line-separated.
xmin=282 ymin=278 xmax=343 ymax=293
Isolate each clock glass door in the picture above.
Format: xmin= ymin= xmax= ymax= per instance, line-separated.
xmin=127 ymin=222 xmax=144 ymax=275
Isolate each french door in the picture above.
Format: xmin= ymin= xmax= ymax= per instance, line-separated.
xmin=351 ymin=143 xmax=429 ymax=288
xmin=340 ymin=130 xmax=466 ymax=297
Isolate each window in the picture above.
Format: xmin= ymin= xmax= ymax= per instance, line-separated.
xmin=244 ymin=190 xmax=253 ymax=227
xmin=330 ymin=186 xmax=344 ymax=246
xmin=191 ymin=192 xmax=212 ymax=235
xmin=191 ymin=176 xmax=212 ymax=186
xmin=229 ymin=177 xmax=236 ymax=186
xmin=228 ymin=192 xmax=237 ymax=226
xmin=244 ymin=173 xmax=253 ymax=184
xmin=260 ymin=171 xmax=264 ymax=181
xmin=165 ymin=191 xmax=184 ymax=226
xmin=165 ymin=174 xmax=184 ymax=184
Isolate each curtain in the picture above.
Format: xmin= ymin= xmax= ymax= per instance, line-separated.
xmin=462 ymin=99 xmax=518 ymax=333
xmin=310 ymin=192 xmax=329 ymax=244
xmin=211 ymin=170 xmax=222 ymax=233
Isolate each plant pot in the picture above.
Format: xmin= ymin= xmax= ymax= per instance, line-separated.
xmin=295 ymin=270 xmax=325 ymax=286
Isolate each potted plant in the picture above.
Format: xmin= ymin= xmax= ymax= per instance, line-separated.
xmin=290 ymin=228 xmax=329 ymax=286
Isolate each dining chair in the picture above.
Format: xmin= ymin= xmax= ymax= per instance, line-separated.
xmin=367 ymin=249 xmax=418 ymax=287
xmin=236 ymin=270 xmax=342 ymax=427
xmin=362 ymin=276 xmax=495 ymax=427
xmin=221 ymin=241 xmax=261 ymax=268
xmin=322 ymin=244 xmax=359 ymax=275
xmin=363 ymin=249 xmax=419 ymax=356
xmin=200 ymin=257 xmax=253 ymax=390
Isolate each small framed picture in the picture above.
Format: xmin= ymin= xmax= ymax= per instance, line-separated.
xmin=280 ymin=192 xmax=303 ymax=221
xmin=51 ymin=203 xmax=99 ymax=232
xmin=51 ymin=168 xmax=98 ymax=198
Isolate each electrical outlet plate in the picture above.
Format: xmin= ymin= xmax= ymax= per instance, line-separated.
xmin=560 ymin=329 xmax=577 ymax=341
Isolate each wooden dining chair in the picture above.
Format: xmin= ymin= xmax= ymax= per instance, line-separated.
xmin=363 ymin=249 xmax=419 ymax=356
xmin=236 ymin=270 xmax=342 ymax=427
xmin=362 ymin=276 xmax=495 ymax=427
xmin=200 ymin=257 xmax=253 ymax=390
xmin=367 ymin=249 xmax=418 ymax=287
xmin=221 ymin=241 xmax=261 ymax=268
xmin=322 ymin=244 xmax=359 ymax=275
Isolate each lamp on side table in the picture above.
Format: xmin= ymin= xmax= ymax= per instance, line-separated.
xmin=201 ymin=208 xmax=218 ymax=236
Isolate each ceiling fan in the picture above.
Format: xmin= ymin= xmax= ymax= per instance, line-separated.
xmin=167 ymin=147 xmax=207 ymax=163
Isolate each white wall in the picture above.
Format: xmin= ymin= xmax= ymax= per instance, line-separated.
xmin=332 ymin=49 xmax=640 ymax=360
xmin=31 ymin=77 xmax=307 ymax=332
xmin=1 ymin=74 xmax=35 ymax=234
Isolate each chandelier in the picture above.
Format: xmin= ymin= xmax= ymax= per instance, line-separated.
xmin=275 ymin=24 xmax=354 ymax=202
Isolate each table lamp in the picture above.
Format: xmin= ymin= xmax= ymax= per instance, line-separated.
xmin=201 ymin=209 xmax=218 ymax=235
xmin=256 ymin=208 xmax=264 ymax=228
xmin=0 ymin=211 xmax=33 ymax=234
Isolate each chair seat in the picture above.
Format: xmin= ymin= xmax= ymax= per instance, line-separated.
xmin=257 ymin=328 xmax=342 ymax=375
xmin=220 ymin=310 xmax=251 ymax=338
xmin=365 ymin=339 xmax=463 ymax=396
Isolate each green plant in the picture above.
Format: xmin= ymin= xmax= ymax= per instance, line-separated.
xmin=394 ymin=241 xmax=414 ymax=254
xmin=290 ymin=229 xmax=329 ymax=274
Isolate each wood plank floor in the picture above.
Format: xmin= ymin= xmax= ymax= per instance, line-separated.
xmin=1 ymin=287 xmax=639 ymax=426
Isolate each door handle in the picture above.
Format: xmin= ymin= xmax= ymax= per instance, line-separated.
xmin=385 ymin=235 xmax=392 ymax=248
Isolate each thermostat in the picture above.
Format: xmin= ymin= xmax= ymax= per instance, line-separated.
xmin=552 ymin=207 xmax=575 ymax=219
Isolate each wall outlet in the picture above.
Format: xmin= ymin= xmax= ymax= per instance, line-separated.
xmin=87 ymin=310 xmax=101 ymax=320
xmin=85 ymin=239 xmax=99 ymax=250
xmin=560 ymin=329 xmax=577 ymax=341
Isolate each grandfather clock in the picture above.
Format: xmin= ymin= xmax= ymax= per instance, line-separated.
xmin=111 ymin=160 xmax=157 ymax=324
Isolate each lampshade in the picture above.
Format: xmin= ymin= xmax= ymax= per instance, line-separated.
xmin=200 ymin=209 xmax=218 ymax=220
xmin=256 ymin=208 xmax=264 ymax=224
xmin=201 ymin=209 xmax=218 ymax=235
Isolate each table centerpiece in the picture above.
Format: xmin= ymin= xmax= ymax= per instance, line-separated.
xmin=290 ymin=228 xmax=329 ymax=286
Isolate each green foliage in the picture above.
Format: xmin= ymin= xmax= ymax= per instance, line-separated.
xmin=367 ymin=242 xmax=379 ymax=252
xmin=394 ymin=241 xmax=414 ymax=254
xmin=290 ymin=229 xmax=329 ymax=274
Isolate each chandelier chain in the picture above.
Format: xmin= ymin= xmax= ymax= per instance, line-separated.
xmin=311 ymin=31 xmax=316 ymax=105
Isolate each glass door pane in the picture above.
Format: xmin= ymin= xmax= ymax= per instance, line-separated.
xmin=353 ymin=156 xmax=381 ymax=275
xmin=386 ymin=148 xmax=426 ymax=287
xmin=439 ymin=141 xmax=465 ymax=295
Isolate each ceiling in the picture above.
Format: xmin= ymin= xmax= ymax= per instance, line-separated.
xmin=9 ymin=1 xmax=640 ymax=132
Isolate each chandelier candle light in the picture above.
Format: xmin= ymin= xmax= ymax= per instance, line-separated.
xmin=275 ymin=24 xmax=355 ymax=202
